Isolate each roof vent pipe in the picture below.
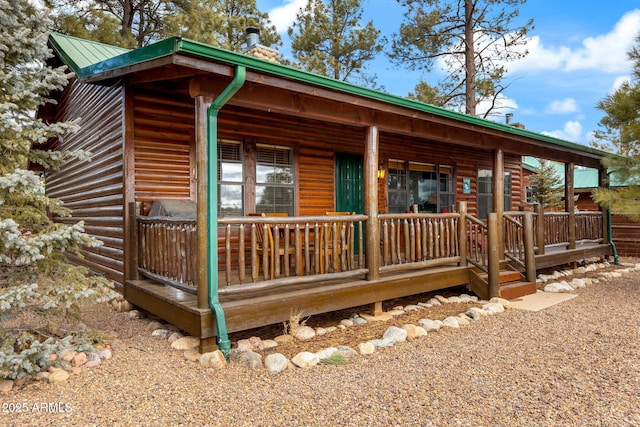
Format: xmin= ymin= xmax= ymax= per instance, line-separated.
xmin=505 ymin=113 xmax=513 ymax=125
xmin=246 ymin=27 xmax=260 ymax=49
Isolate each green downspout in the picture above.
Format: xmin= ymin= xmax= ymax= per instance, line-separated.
xmin=207 ymin=66 xmax=246 ymax=358
xmin=606 ymin=173 xmax=620 ymax=265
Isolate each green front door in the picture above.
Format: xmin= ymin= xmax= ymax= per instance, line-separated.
xmin=336 ymin=153 xmax=364 ymax=214
xmin=336 ymin=153 xmax=364 ymax=253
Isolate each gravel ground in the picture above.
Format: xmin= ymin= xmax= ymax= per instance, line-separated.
xmin=2 ymin=269 xmax=639 ymax=427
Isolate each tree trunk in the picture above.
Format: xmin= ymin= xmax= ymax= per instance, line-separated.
xmin=464 ymin=0 xmax=476 ymax=116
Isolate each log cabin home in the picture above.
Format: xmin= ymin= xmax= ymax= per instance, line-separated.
xmin=41 ymin=32 xmax=615 ymax=354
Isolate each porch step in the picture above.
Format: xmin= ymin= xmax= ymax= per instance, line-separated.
xmin=498 ymin=281 xmax=537 ymax=300
xmin=478 ymin=269 xmax=522 ymax=284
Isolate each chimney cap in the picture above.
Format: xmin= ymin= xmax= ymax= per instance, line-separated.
xmin=246 ymin=27 xmax=260 ymax=35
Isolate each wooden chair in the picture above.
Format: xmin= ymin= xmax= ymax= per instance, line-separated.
xmin=319 ymin=212 xmax=355 ymax=273
xmin=248 ymin=212 xmax=295 ymax=279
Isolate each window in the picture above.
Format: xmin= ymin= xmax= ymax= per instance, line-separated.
xmin=525 ymin=186 xmax=537 ymax=204
xmin=388 ymin=160 xmax=455 ymax=213
xmin=477 ymin=169 xmax=511 ymax=219
xmin=255 ymin=144 xmax=295 ymax=215
xmin=218 ymin=141 xmax=244 ymax=217
xmin=217 ymin=142 xmax=295 ymax=217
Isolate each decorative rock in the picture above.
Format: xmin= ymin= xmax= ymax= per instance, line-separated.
xmin=171 ymin=336 xmax=199 ymax=351
xmin=339 ymin=319 xmax=354 ymax=327
xmin=84 ymin=352 xmax=101 ymax=368
xmin=61 ymin=348 xmax=76 ymax=362
xmin=459 ymin=293 xmax=477 ymax=302
xmin=418 ymin=318 xmax=443 ymax=332
xmin=36 ymin=372 xmax=50 ymax=381
xmin=262 ymin=339 xmax=279 ymax=350
xmin=236 ymin=339 xmax=254 ymax=352
xmin=443 ymin=316 xmax=460 ymax=328
xmin=435 ymin=295 xmax=449 ymax=304
xmin=231 ymin=350 xmax=263 ymax=369
xmin=200 ymin=350 xmax=227 ymax=368
xmin=274 ymin=334 xmax=294 ymax=344
xmin=392 ymin=305 xmax=404 ymax=311
xmin=489 ymin=297 xmax=511 ymax=309
xmin=325 ymin=326 xmax=337 ymax=333
xmin=352 ymin=317 xmax=367 ymax=325
xmin=610 ymin=272 xmax=622 ymax=278
xmin=121 ymin=300 xmax=134 ymax=311
xmin=184 ymin=348 xmax=201 ymax=362
xmin=544 ymin=281 xmax=574 ymax=293
xmin=387 ymin=309 xmax=405 ymax=316
xmin=457 ymin=315 xmax=471 ymax=326
xmin=291 ymin=352 xmax=320 ymax=368
xmin=97 ymin=348 xmax=113 ymax=360
xmin=368 ymin=338 xmax=394 ymax=348
xmin=66 ymin=366 xmax=83 ymax=375
xmin=71 ymin=352 xmax=87 ymax=367
xmin=337 ymin=324 xmax=347 ymax=330
xmin=0 ymin=380 xmax=14 ymax=394
xmin=571 ymin=278 xmax=586 ymax=289
xmin=465 ymin=310 xmax=481 ymax=321
xmin=248 ymin=336 xmax=265 ymax=351
xmin=292 ymin=325 xmax=316 ymax=341
xmin=315 ymin=327 xmax=327 ymax=336
xmin=265 ymin=353 xmax=288 ymax=373
xmin=428 ymin=297 xmax=442 ymax=306
xmin=152 ymin=329 xmax=171 ymax=339
xmin=336 ymin=346 xmax=358 ymax=358
xmin=574 ymin=266 xmax=587 ymax=274
xmin=127 ymin=309 xmax=141 ymax=319
xmin=382 ymin=326 xmax=407 ymax=344
xmin=358 ymin=342 xmax=375 ymax=355
xmin=403 ymin=324 xmax=427 ymax=340
xmin=404 ymin=304 xmax=421 ymax=311
xmin=48 ymin=370 xmax=70 ymax=383
xmin=167 ymin=332 xmax=184 ymax=344
xmin=418 ymin=302 xmax=432 ymax=308
xmin=447 ymin=296 xmax=462 ymax=303
xmin=146 ymin=320 xmax=164 ymax=331
xmin=482 ymin=302 xmax=506 ymax=315
xmin=468 ymin=307 xmax=488 ymax=317
xmin=315 ymin=347 xmax=338 ymax=360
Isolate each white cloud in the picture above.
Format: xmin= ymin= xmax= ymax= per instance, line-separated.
xmin=508 ymin=9 xmax=640 ymax=74
xmin=611 ymin=75 xmax=631 ymax=91
xmin=268 ymin=0 xmax=307 ymax=33
xmin=545 ymin=98 xmax=579 ymax=114
xmin=476 ymin=94 xmax=519 ymax=119
xmin=542 ymin=120 xmax=583 ymax=143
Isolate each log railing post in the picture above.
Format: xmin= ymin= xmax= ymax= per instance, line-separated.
xmin=523 ymin=212 xmax=536 ymax=282
xmin=487 ymin=213 xmax=500 ymax=298
xmin=126 ymin=202 xmax=139 ymax=281
xmin=534 ymin=203 xmax=545 ymax=255
xmin=565 ymin=162 xmax=576 ymax=249
xmin=458 ymin=201 xmax=468 ymax=266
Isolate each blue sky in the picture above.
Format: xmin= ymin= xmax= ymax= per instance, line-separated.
xmin=256 ymin=0 xmax=640 ymax=147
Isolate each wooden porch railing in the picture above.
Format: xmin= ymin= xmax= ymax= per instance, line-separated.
xmin=539 ymin=211 xmax=604 ymax=247
xmin=575 ymin=212 xmax=604 ymax=242
xmin=379 ymin=213 xmax=461 ymax=273
xmin=137 ymin=217 xmax=198 ymax=292
xmin=465 ymin=214 xmax=489 ymax=272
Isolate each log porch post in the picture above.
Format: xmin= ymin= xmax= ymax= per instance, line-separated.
xmin=523 ymin=212 xmax=537 ymax=282
xmin=565 ymin=162 xmax=576 ymax=250
xmin=598 ymin=168 xmax=609 ymax=243
xmin=364 ymin=125 xmax=380 ymax=282
xmin=493 ymin=148 xmax=504 ymax=257
xmin=487 ymin=213 xmax=500 ymax=298
xmin=458 ymin=201 xmax=468 ymax=266
xmin=534 ymin=203 xmax=545 ymax=255
xmin=195 ymin=95 xmax=214 ymax=310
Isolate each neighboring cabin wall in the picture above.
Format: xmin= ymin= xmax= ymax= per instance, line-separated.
xmin=46 ymin=80 xmax=126 ymax=288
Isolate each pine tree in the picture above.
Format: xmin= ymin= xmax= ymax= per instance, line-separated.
xmin=288 ymin=0 xmax=385 ymax=87
xmin=529 ymin=160 xmax=563 ymax=210
xmin=389 ymin=0 xmax=533 ymax=117
xmin=0 ymin=0 xmax=113 ymax=381
xmin=592 ymin=34 xmax=640 ymax=221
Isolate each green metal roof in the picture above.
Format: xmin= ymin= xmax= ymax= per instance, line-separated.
xmin=49 ymin=33 xmax=613 ymax=161
xmin=49 ymin=33 xmax=130 ymax=71
xmin=523 ymin=156 xmax=625 ymax=188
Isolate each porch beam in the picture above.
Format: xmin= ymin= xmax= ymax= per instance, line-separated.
xmin=364 ymin=126 xmax=380 ymax=281
xmin=565 ymin=162 xmax=576 ymax=250
xmin=195 ymin=96 xmax=214 ymax=309
xmin=493 ymin=148 xmax=504 ymax=257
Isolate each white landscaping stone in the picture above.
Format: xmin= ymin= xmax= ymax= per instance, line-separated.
xmin=315 ymin=327 xmax=327 ymax=336
xmin=48 ymin=370 xmax=70 ymax=383
xmin=435 ymin=295 xmax=450 ymax=304
xmin=167 ymin=332 xmax=184 ymax=344
xmin=489 ymin=297 xmax=511 ymax=309
xmin=315 ymin=348 xmax=338 ymax=360
xmin=458 ymin=294 xmax=474 ymax=302
xmin=402 ymin=324 xmax=422 ymax=340
xmin=447 ymin=296 xmax=462 ymax=303
xmin=457 ymin=315 xmax=471 ymax=326
xmin=404 ymin=304 xmax=421 ymax=311
xmin=265 ymin=353 xmax=288 ymax=373
xmin=339 ymin=319 xmax=354 ymax=327
xmin=236 ymin=339 xmax=253 ymax=352
xmin=418 ymin=302 xmax=433 ymax=308
xmin=358 ymin=342 xmax=375 ymax=355
xmin=325 ymin=326 xmax=337 ymax=333
xmin=571 ymin=278 xmax=586 ymax=289
xmin=544 ymin=281 xmax=574 ymax=293
xmin=171 ymin=336 xmax=200 ymax=350
xmin=428 ymin=298 xmax=442 ymax=306
xmin=387 ymin=309 xmax=406 ymax=316
xmin=382 ymin=326 xmax=408 ymax=344
xmin=443 ymin=316 xmax=460 ymax=328
xmin=467 ymin=307 xmax=488 ymax=317
xmin=336 ymin=346 xmax=358 ymax=358
xmin=200 ymin=350 xmax=226 ymax=368
xmin=418 ymin=318 xmax=443 ymax=332
xmin=482 ymin=302 xmax=505 ymax=315
xmin=261 ymin=339 xmax=279 ymax=350
xmin=368 ymin=338 xmax=394 ymax=348
xmin=292 ymin=325 xmax=316 ymax=341
xmin=274 ymin=334 xmax=294 ymax=344
xmin=352 ymin=317 xmax=367 ymax=325
xmin=291 ymin=352 xmax=320 ymax=368
xmin=151 ymin=329 xmax=171 ymax=339
xmin=184 ymin=348 xmax=201 ymax=362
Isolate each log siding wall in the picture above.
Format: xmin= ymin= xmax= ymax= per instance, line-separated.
xmin=46 ymin=80 xmax=126 ymax=288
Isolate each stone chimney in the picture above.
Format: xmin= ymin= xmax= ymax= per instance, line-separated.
xmin=243 ymin=27 xmax=280 ymax=64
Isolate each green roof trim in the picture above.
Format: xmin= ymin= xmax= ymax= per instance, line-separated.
xmin=49 ymin=33 xmax=612 ymax=160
